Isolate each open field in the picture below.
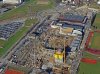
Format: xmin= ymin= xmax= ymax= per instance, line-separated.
xmin=0 ymin=39 xmax=5 ymax=48
xmin=78 ymin=62 xmax=100 ymax=74
xmin=37 ymin=0 xmax=49 ymax=4
xmin=0 ymin=18 xmax=38 ymax=56
xmin=93 ymin=13 xmax=100 ymax=29
xmin=0 ymin=0 xmax=55 ymax=21
xmin=78 ymin=52 xmax=100 ymax=74
xmin=90 ymin=32 xmax=100 ymax=49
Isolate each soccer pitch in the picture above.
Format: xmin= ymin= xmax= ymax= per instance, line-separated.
xmin=90 ymin=32 xmax=100 ymax=49
xmin=78 ymin=52 xmax=100 ymax=74
xmin=93 ymin=13 xmax=100 ymax=29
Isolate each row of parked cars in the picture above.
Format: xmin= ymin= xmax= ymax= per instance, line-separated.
xmin=0 ymin=22 xmax=23 ymax=40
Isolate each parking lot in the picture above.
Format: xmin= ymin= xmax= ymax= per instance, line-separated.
xmin=0 ymin=22 xmax=23 ymax=40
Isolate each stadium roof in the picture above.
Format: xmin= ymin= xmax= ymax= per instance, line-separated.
xmin=58 ymin=14 xmax=87 ymax=24
xmin=5 ymin=69 xmax=24 ymax=74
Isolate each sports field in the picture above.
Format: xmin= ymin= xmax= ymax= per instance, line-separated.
xmin=78 ymin=13 xmax=100 ymax=74
xmin=0 ymin=18 xmax=38 ymax=56
xmin=5 ymin=69 xmax=24 ymax=74
xmin=78 ymin=52 xmax=100 ymax=74
xmin=93 ymin=13 xmax=100 ymax=29
xmin=90 ymin=32 xmax=100 ymax=49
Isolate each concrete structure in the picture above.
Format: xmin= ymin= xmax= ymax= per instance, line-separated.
xmin=60 ymin=27 xmax=73 ymax=35
xmin=3 ymin=0 xmax=23 ymax=4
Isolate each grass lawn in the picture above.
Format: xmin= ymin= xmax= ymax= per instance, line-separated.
xmin=90 ymin=32 xmax=100 ymax=49
xmin=0 ymin=0 xmax=55 ymax=56
xmin=93 ymin=13 xmax=100 ymax=29
xmin=0 ymin=40 xmax=5 ymax=48
xmin=0 ymin=18 xmax=38 ymax=57
xmin=0 ymin=0 xmax=55 ymax=21
xmin=78 ymin=52 xmax=100 ymax=74
xmin=78 ymin=62 xmax=100 ymax=74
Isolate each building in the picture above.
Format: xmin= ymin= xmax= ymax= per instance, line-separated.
xmin=58 ymin=13 xmax=87 ymax=24
xmin=97 ymin=0 xmax=100 ymax=4
xmin=3 ymin=0 xmax=23 ymax=4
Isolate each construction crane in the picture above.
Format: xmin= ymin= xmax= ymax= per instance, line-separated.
xmin=52 ymin=36 xmax=71 ymax=74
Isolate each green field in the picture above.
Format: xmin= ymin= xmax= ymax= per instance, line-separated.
xmin=0 ymin=0 xmax=55 ymax=21
xmin=0 ymin=0 xmax=55 ymax=56
xmin=78 ymin=52 xmax=100 ymax=74
xmin=78 ymin=13 xmax=100 ymax=74
xmin=93 ymin=13 xmax=100 ymax=29
xmin=0 ymin=18 xmax=38 ymax=56
xmin=90 ymin=32 xmax=100 ymax=49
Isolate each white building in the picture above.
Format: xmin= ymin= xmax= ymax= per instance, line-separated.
xmin=3 ymin=0 xmax=23 ymax=4
xmin=97 ymin=0 xmax=100 ymax=4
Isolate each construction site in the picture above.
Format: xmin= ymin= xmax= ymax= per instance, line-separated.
xmin=4 ymin=8 xmax=93 ymax=74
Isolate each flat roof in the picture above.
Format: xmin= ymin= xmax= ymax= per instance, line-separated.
xmin=5 ymin=69 xmax=24 ymax=74
xmin=65 ymin=14 xmax=85 ymax=22
xmin=58 ymin=14 xmax=87 ymax=24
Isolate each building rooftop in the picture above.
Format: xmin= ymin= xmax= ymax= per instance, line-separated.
xmin=58 ymin=13 xmax=87 ymax=24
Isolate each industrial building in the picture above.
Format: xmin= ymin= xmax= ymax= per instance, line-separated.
xmin=3 ymin=0 xmax=23 ymax=4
